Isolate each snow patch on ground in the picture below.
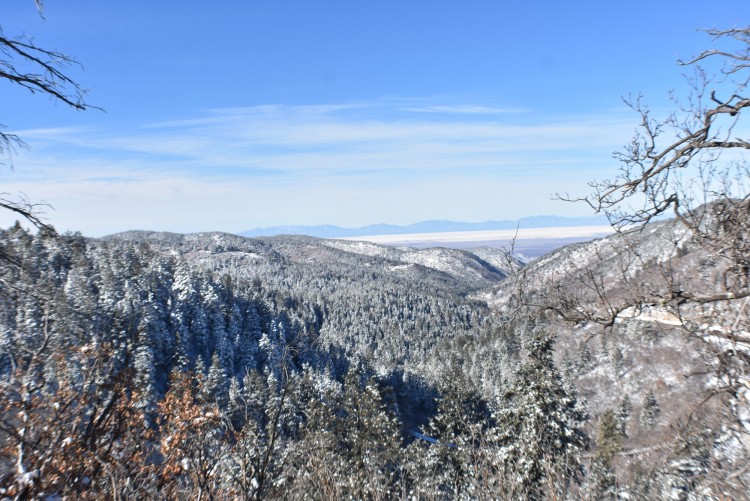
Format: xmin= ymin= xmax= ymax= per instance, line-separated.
xmin=617 ymin=305 xmax=683 ymax=326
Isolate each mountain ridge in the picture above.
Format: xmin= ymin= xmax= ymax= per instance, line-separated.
xmin=238 ymin=215 xmax=609 ymax=238
xmin=103 ymin=230 xmax=518 ymax=292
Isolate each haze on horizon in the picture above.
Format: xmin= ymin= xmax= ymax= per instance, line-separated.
xmin=2 ymin=1 xmax=746 ymax=236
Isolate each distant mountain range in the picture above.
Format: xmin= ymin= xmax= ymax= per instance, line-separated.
xmin=238 ymin=215 xmax=609 ymax=238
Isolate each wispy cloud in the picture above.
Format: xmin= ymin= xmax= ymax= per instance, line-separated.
xmin=400 ymin=105 xmax=527 ymax=114
xmin=6 ymin=98 xmax=637 ymax=235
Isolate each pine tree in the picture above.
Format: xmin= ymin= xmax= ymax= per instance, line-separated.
xmin=611 ymin=346 xmax=624 ymax=375
xmin=338 ymin=369 xmax=402 ymax=497
xmin=596 ymin=409 xmax=623 ymax=463
xmin=576 ymin=342 xmax=593 ymax=373
xmin=616 ymin=394 xmax=632 ymax=437
xmin=412 ymin=368 xmax=494 ymax=500
xmin=234 ymin=303 xmax=261 ymax=376
xmin=200 ymin=352 xmax=230 ymax=409
xmin=223 ymin=368 xmax=297 ymax=500
xmin=494 ymin=327 xmax=589 ymax=499
xmin=133 ymin=330 xmax=158 ymax=428
xmin=589 ymin=458 xmax=617 ymax=501
xmin=227 ymin=377 xmax=245 ymax=431
xmin=640 ymin=389 xmax=660 ymax=430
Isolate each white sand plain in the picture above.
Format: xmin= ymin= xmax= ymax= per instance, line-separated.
xmin=340 ymin=225 xmax=614 ymax=245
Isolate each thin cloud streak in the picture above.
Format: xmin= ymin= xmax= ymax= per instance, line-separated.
xmin=400 ymin=105 xmax=528 ymax=114
xmin=5 ymin=100 xmax=637 ymax=235
xmin=16 ymin=106 xmax=633 ymax=172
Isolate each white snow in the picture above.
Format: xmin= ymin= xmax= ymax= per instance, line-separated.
xmin=339 ymin=225 xmax=614 ymax=245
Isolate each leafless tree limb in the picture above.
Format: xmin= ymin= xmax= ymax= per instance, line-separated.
xmin=0 ymin=3 xmax=99 ymax=227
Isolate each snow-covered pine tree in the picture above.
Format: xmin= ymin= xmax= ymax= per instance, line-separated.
xmin=412 ymin=367 xmax=494 ymax=500
xmin=334 ymin=367 xmax=402 ymax=498
xmin=494 ymin=327 xmax=588 ymax=499
xmin=234 ymin=303 xmax=261 ymax=377
xmin=200 ymin=351 xmax=230 ymax=409
xmin=133 ymin=329 xmax=158 ymax=428
xmin=576 ymin=341 xmax=593 ymax=374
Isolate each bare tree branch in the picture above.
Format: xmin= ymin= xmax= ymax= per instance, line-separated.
xmin=0 ymin=3 xmax=99 ymax=227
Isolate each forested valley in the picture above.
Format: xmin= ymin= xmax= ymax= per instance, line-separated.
xmin=2 ymin=211 xmax=749 ymax=499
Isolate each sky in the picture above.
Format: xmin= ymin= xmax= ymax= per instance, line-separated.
xmin=2 ymin=1 xmax=748 ymax=236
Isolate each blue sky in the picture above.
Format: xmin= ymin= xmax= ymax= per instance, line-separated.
xmin=2 ymin=1 xmax=748 ymax=235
